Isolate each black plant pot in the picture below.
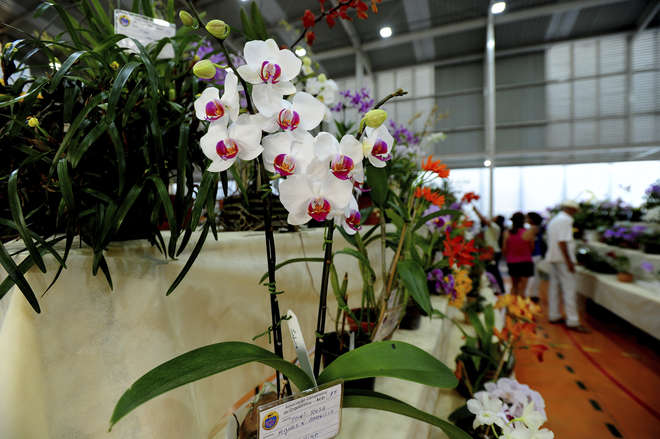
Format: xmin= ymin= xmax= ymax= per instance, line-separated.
xmin=644 ymin=242 xmax=660 ymax=255
xmin=320 ymin=332 xmax=375 ymax=391
xmin=399 ymin=302 xmax=428 ymax=330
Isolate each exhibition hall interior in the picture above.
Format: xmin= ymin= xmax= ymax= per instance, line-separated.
xmin=0 ymin=1 xmax=659 ymax=438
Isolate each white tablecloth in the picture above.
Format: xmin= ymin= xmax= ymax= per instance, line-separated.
xmin=0 ymin=230 xmax=386 ymax=439
xmin=576 ymin=268 xmax=660 ymax=339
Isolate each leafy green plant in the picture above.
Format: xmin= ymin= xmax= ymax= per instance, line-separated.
xmin=0 ymin=1 xmax=221 ymax=311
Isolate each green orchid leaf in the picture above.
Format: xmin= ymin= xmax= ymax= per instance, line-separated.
xmin=318 ymin=341 xmax=457 ymax=388
xmin=109 ymin=342 xmax=313 ymax=429
xmin=0 ymin=240 xmax=40 ymax=313
xmin=343 ymin=389 xmax=471 ymax=439
xmin=365 ymin=165 xmax=389 ymax=207
xmin=8 ymin=170 xmax=46 ymax=273
xmin=396 ymin=260 xmax=432 ymax=315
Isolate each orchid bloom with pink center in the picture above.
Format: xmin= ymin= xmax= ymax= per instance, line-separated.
xmin=314 ymin=132 xmax=364 ymax=182
xmin=278 ymin=171 xmax=353 ymax=225
xmin=362 ymin=125 xmax=394 ymax=168
xmin=199 ymin=115 xmax=263 ymax=172
xmin=262 ymin=131 xmax=314 ymax=177
xmin=194 ymin=69 xmax=240 ymax=123
xmin=237 ymin=39 xmax=301 ymax=116
xmin=333 ymin=196 xmax=362 ymax=235
xmin=258 ymin=92 xmax=326 ymax=137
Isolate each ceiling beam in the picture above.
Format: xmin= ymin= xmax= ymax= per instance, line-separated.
xmin=333 ymin=0 xmax=372 ymax=76
xmin=315 ymin=0 xmax=630 ymax=61
xmin=634 ymin=0 xmax=660 ymax=39
xmin=402 ymin=0 xmax=435 ymax=62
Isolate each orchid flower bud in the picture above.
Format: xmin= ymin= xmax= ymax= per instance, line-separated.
xmin=206 ymin=19 xmax=230 ymax=39
xmin=193 ymin=59 xmax=217 ymax=79
xmin=302 ymin=56 xmax=312 ymax=66
xmin=318 ymin=73 xmax=327 ymax=82
xmin=179 ymin=10 xmax=196 ymax=27
xmin=363 ymin=109 xmax=387 ymax=128
xmin=27 ymin=116 xmax=39 ymax=128
xmin=109 ymin=61 xmax=119 ymax=70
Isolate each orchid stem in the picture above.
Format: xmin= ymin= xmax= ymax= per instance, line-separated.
xmin=190 ymin=0 xmax=288 ymax=395
xmin=313 ymin=220 xmax=335 ymax=378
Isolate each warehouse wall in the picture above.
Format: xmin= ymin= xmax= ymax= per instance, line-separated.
xmin=333 ymin=28 xmax=660 ymax=167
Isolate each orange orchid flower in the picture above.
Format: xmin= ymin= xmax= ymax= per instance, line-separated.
xmin=414 ymin=186 xmax=445 ymax=207
xmin=422 ymin=156 xmax=450 ymax=178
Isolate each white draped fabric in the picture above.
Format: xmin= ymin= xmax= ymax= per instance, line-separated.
xmin=0 ymin=230 xmax=386 ymax=439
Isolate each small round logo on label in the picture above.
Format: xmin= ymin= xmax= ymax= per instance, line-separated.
xmin=263 ymin=411 xmax=279 ymax=430
xmin=119 ymin=15 xmax=130 ymax=26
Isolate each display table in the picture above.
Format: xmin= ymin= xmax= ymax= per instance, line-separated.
xmin=575 ymin=267 xmax=660 ymax=339
xmin=582 ymin=241 xmax=660 ymax=281
xmin=0 ymin=230 xmax=386 ymax=439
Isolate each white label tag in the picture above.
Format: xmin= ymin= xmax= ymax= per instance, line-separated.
xmin=258 ymin=382 xmax=343 ymax=439
xmin=285 ymin=310 xmax=317 ymax=387
xmin=114 ymin=9 xmax=175 ymax=58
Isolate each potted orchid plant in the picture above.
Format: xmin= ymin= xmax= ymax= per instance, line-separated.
xmin=96 ymin=1 xmax=470 ymax=437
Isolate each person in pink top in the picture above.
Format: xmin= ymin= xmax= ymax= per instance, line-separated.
xmin=502 ymin=212 xmax=537 ymax=296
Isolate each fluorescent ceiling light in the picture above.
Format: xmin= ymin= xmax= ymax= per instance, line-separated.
xmin=379 ymin=26 xmax=392 ymax=39
xmin=295 ymin=47 xmax=307 ymax=57
xmin=491 ymin=2 xmax=506 ymax=14
xmin=484 ymin=159 xmax=492 ymax=167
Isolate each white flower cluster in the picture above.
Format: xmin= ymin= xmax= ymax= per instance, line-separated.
xmin=643 ymin=206 xmax=660 ymax=223
xmin=467 ymin=378 xmax=553 ymax=439
xmin=193 ymin=39 xmax=394 ymax=234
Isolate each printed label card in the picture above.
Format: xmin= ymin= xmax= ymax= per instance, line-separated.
xmin=257 ymin=381 xmax=343 ymax=439
xmin=113 ymin=9 xmax=175 ymax=58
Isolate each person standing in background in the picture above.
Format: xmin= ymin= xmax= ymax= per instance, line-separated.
xmin=503 ymin=212 xmax=536 ymax=296
xmin=545 ymin=200 xmax=590 ymax=333
xmin=524 ymin=212 xmax=546 ymax=303
xmin=474 ymin=206 xmax=505 ymax=293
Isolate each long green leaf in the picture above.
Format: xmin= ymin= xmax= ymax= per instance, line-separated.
xmin=51 ymin=93 xmax=105 ymax=171
xmin=396 ymin=259 xmax=432 ymax=315
xmin=107 ymin=61 xmax=140 ymax=121
xmin=0 ymin=240 xmax=40 ymax=313
xmin=109 ymin=342 xmax=313 ymax=429
xmin=365 ymin=165 xmax=389 ymax=207
xmin=49 ymin=50 xmax=87 ymax=93
xmin=57 ymin=159 xmax=75 ymax=211
xmin=89 ymin=0 xmax=114 ymax=34
xmin=107 ymin=122 xmax=126 ymax=193
xmin=141 ymin=0 xmax=154 ymax=17
xmin=8 ymin=170 xmax=46 ymax=273
xmin=318 ymin=341 xmax=457 ymax=388
xmin=343 ymin=389 xmax=471 ymax=439
xmin=148 ymin=176 xmax=177 ymax=247
xmin=166 ymin=222 xmax=209 ymax=295
xmin=113 ymin=184 xmax=143 ymax=233
xmin=69 ymin=120 xmax=108 ymax=167
xmin=334 ymin=248 xmax=375 ymax=277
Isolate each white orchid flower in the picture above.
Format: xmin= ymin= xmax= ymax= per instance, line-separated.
xmin=362 ymin=124 xmax=394 ymax=168
xmin=467 ymin=391 xmax=507 ymax=430
xmin=519 ymin=402 xmax=547 ymax=431
xmin=314 ymin=132 xmax=364 ymax=182
xmin=305 ymin=74 xmax=339 ymax=105
xmin=199 ymin=115 xmax=263 ymax=172
xmin=259 ymin=92 xmax=326 ymax=136
xmin=279 ymin=171 xmax=353 ymax=225
xmin=237 ymin=39 xmax=301 ymax=116
xmin=262 ymin=131 xmax=314 ymax=177
xmin=194 ymin=69 xmax=240 ymax=123
xmin=333 ymin=195 xmax=361 ymax=235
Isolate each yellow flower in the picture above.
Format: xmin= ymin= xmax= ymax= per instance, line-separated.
xmin=26 ymin=116 xmax=39 ymax=128
xmin=110 ymin=61 xmax=120 ymax=70
xmin=193 ymin=59 xmax=216 ymax=79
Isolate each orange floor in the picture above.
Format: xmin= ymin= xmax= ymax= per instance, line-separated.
xmin=514 ymin=281 xmax=660 ymax=438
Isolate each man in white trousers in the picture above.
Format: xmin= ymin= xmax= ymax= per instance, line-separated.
xmin=545 ymin=200 xmax=590 ymax=333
